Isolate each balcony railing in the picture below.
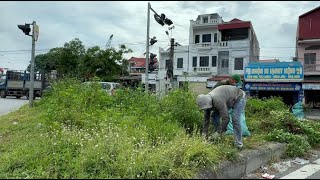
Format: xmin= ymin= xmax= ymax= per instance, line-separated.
xmin=304 ymin=64 xmax=320 ymax=74
xmin=219 ymin=41 xmax=228 ymax=47
xmin=191 ymin=19 xmax=219 ymax=26
xmin=194 ymin=67 xmax=210 ymax=73
xmin=192 ymin=42 xmax=218 ymax=49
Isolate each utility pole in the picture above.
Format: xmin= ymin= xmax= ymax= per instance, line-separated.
xmin=18 ymin=21 xmax=38 ymax=107
xmin=145 ymin=2 xmax=173 ymax=93
xmin=29 ymin=21 xmax=36 ymax=107
xmin=168 ymin=38 xmax=174 ymax=86
xmin=145 ymin=2 xmax=150 ymax=93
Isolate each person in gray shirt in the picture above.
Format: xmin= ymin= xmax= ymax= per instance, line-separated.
xmin=196 ymin=85 xmax=246 ymax=149
xmin=209 ymin=74 xmax=243 ymax=132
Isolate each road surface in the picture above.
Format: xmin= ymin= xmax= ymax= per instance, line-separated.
xmin=244 ymin=148 xmax=320 ymax=179
xmin=0 ymin=97 xmax=29 ymax=116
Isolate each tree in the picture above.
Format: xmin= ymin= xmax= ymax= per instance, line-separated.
xmin=31 ymin=38 xmax=132 ymax=81
xmin=79 ymin=44 xmax=132 ymax=81
xmin=57 ymin=38 xmax=86 ymax=78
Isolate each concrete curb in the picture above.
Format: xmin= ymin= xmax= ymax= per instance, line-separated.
xmin=196 ymin=142 xmax=287 ymax=179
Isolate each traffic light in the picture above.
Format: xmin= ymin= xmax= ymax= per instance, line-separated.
xmin=164 ymin=18 xmax=173 ymax=26
xmin=149 ymin=53 xmax=157 ymax=72
xmin=154 ymin=14 xmax=164 ymax=26
xmin=154 ymin=13 xmax=173 ymax=26
xmin=17 ymin=24 xmax=31 ymax=35
xmin=150 ymin=36 xmax=157 ymax=46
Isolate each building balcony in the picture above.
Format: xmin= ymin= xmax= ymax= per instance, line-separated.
xmin=192 ymin=42 xmax=218 ymax=50
xmin=193 ymin=67 xmax=211 ymax=73
xmin=191 ymin=19 xmax=219 ymax=27
xmin=304 ymin=64 xmax=320 ymax=75
xmin=219 ymin=41 xmax=229 ymax=47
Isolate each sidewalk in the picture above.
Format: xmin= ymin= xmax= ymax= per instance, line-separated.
xmin=305 ymin=109 xmax=320 ymax=120
xmin=196 ymin=142 xmax=287 ymax=179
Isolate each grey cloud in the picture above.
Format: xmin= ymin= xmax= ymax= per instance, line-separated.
xmin=1 ymin=1 xmax=320 ymax=70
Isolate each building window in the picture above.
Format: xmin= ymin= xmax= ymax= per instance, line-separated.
xmin=202 ymin=34 xmax=211 ymax=43
xmin=234 ymin=58 xmax=243 ymax=70
xmin=177 ymin=58 xmax=183 ymax=68
xmin=203 ymin=17 xmax=208 ymax=23
xmin=214 ymin=33 xmax=217 ymax=42
xmin=195 ymin=35 xmax=199 ymax=44
xmin=192 ymin=57 xmax=197 ymax=67
xmin=212 ymin=56 xmax=217 ymax=67
xmin=304 ymin=53 xmax=316 ymax=71
xmin=200 ymin=56 xmax=209 ymax=67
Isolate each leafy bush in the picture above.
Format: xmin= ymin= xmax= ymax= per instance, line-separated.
xmin=160 ymin=89 xmax=203 ymax=134
xmin=246 ymin=97 xmax=320 ymax=157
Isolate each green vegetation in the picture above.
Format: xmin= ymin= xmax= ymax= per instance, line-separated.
xmin=29 ymin=38 xmax=132 ymax=82
xmin=246 ymin=97 xmax=320 ymax=157
xmin=0 ymin=79 xmax=229 ymax=178
xmin=0 ymin=80 xmax=320 ymax=178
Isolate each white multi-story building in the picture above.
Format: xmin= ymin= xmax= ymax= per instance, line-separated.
xmin=157 ymin=13 xmax=260 ymax=95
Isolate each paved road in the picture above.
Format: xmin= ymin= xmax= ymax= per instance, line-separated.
xmin=0 ymin=97 xmax=29 ymax=116
xmin=305 ymin=108 xmax=320 ymax=120
xmin=280 ymin=157 xmax=320 ymax=179
xmin=244 ymin=149 xmax=320 ymax=179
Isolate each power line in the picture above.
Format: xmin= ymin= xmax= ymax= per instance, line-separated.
xmin=0 ymin=40 xmax=170 ymax=54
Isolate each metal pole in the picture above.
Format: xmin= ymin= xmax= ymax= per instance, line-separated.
xmin=170 ymin=38 xmax=174 ymax=87
xmin=29 ymin=21 xmax=36 ymax=107
xmin=145 ymin=2 xmax=150 ymax=93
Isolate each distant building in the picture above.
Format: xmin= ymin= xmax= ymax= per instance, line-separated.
xmin=126 ymin=57 xmax=158 ymax=90
xmin=156 ymin=13 xmax=260 ymax=94
xmin=128 ymin=57 xmax=158 ymax=75
xmin=296 ymin=6 xmax=320 ymax=75
xmin=296 ymin=6 xmax=320 ymax=108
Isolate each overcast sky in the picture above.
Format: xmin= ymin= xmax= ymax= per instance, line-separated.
xmin=0 ymin=1 xmax=319 ymax=70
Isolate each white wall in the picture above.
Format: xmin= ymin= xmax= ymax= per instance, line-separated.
xmin=157 ymin=13 xmax=260 ymax=95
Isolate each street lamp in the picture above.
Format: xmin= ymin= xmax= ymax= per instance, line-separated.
xmin=145 ymin=2 xmax=173 ymax=93
xmin=17 ymin=21 xmax=39 ymax=107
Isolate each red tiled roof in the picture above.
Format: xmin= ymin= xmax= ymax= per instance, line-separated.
xmin=218 ymin=18 xmax=251 ymax=30
xmin=229 ymin=18 xmax=243 ymax=23
xmin=128 ymin=57 xmax=158 ymax=68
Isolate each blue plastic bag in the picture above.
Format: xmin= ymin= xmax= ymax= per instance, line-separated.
xmin=292 ymin=101 xmax=304 ymax=120
xmin=226 ymin=109 xmax=251 ymax=136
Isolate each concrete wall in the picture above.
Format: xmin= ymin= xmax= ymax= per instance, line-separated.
xmin=297 ymin=43 xmax=320 ymax=74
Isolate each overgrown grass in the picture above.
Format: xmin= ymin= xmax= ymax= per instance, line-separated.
xmin=245 ymin=96 xmax=320 ymax=157
xmin=1 ymin=79 xmax=320 ymax=178
xmin=0 ymin=79 xmax=228 ymax=178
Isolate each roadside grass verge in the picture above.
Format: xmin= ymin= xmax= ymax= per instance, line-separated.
xmin=0 ymin=79 xmax=319 ymax=178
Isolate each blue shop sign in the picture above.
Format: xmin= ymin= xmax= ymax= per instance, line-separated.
xmin=244 ymin=62 xmax=303 ymax=82
xmin=244 ymin=82 xmax=302 ymax=91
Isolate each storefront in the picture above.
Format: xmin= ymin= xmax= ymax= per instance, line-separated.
xmin=302 ymin=81 xmax=320 ymax=108
xmin=244 ymin=62 xmax=304 ymax=106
